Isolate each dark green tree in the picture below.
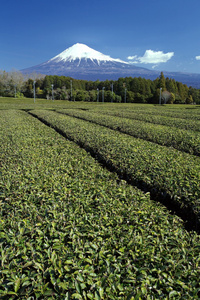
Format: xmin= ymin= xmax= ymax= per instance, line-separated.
xmin=158 ymin=72 xmax=166 ymax=90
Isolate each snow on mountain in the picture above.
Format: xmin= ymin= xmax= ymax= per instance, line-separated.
xmin=48 ymin=43 xmax=128 ymax=66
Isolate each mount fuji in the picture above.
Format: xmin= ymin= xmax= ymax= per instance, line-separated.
xmin=21 ymin=43 xmax=159 ymax=80
xmin=21 ymin=43 xmax=200 ymax=87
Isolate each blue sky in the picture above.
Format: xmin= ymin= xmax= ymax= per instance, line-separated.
xmin=1 ymin=0 xmax=200 ymax=74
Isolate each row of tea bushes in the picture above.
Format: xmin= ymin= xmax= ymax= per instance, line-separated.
xmin=31 ymin=110 xmax=200 ymax=230
xmin=56 ymin=109 xmax=200 ymax=156
xmin=90 ymin=105 xmax=200 ymax=122
xmin=90 ymin=107 xmax=200 ymax=131
xmin=1 ymin=110 xmax=199 ymax=298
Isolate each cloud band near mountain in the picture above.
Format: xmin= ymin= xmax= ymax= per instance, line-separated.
xmin=128 ymin=50 xmax=174 ymax=64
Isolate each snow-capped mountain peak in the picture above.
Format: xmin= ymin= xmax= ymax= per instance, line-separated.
xmin=21 ymin=43 xmax=161 ymax=81
xmin=21 ymin=42 xmax=157 ymax=81
xmin=21 ymin=42 xmax=200 ymax=87
xmin=49 ymin=43 xmax=128 ymax=65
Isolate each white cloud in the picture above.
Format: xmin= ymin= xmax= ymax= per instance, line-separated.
xmin=127 ymin=49 xmax=174 ymax=64
xmin=195 ymin=56 xmax=200 ymax=60
xmin=152 ymin=64 xmax=158 ymax=69
xmin=127 ymin=55 xmax=137 ymax=60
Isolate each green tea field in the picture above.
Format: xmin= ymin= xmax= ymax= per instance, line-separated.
xmin=0 ymin=98 xmax=200 ymax=299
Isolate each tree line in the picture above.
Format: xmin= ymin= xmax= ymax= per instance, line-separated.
xmin=1 ymin=70 xmax=200 ymax=104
